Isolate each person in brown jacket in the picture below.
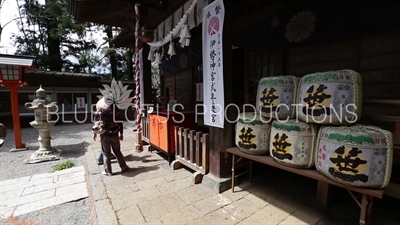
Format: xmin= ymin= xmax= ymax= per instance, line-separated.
xmin=93 ymin=104 xmax=130 ymax=176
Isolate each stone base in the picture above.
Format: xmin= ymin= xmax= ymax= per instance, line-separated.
xmin=133 ymin=131 xmax=143 ymax=153
xmin=24 ymin=149 xmax=62 ymax=164
xmin=9 ymin=147 xmax=29 ymax=152
xmin=202 ymin=173 xmax=233 ymax=194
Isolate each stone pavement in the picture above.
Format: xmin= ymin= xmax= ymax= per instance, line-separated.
xmin=0 ymin=165 xmax=88 ymax=219
xmin=86 ymin=126 xmax=328 ymax=225
xmin=2 ymin=123 xmax=397 ymax=224
xmin=86 ymin=127 xmax=385 ymax=225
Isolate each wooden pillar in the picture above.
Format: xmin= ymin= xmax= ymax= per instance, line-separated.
xmin=142 ymin=44 xmax=152 ymax=105
xmin=10 ymin=85 xmax=25 ymax=149
xmin=209 ymin=0 xmax=235 ymax=179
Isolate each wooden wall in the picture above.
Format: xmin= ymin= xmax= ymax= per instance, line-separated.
xmin=163 ymin=74 xmax=176 ymax=102
xmin=175 ymin=69 xmax=193 ymax=109
xmin=285 ymin=28 xmax=400 ymax=128
xmin=245 ymin=28 xmax=400 ymax=122
xmin=161 ymin=68 xmax=193 ymax=110
xmin=287 ymin=28 xmax=400 ymax=101
xmin=245 ymin=27 xmax=400 ymax=188
xmin=287 ymin=38 xmax=358 ymax=76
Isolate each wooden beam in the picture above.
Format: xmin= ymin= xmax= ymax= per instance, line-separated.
xmin=363 ymin=99 xmax=400 ymax=105
xmin=232 ymin=0 xmax=309 ymax=32
xmin=362 ymin=115 xmax=400 ymax=123
xmin=147 ymin=0 xmax=188 ymax=28
xmin=99 ymin=8 xmax=134 ymax=20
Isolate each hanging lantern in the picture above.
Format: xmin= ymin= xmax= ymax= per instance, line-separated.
xmin=141 ymin=26 xmax=154 ymax=43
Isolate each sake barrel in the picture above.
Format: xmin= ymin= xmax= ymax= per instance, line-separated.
xmin=269 ymin=120 xmax=318 ymax=168
xmin=235 ymin=112 xmax=271 ymax=155
xmin=315 ymin=125 xmax=393 ymax=188
xmin=256 ymin=76 xmax=299 ymax=120
xmin=297 ymin=70 xmax=362 ymax=124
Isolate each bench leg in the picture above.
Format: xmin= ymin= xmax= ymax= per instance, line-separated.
xmin=231 ymin=154 xmax=235 ymax=193
xmin=249 ymin=161 xmax=253 ymax=183
xmin=359 ymin=194 xmax=374 ymax=225
xmin=316 ymin=181 xmax=331 ymax=207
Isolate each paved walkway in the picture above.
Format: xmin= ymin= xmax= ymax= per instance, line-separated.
xmin=1 ymin=124 xmax=398 ymax=224
xmin=84 ymin=127 xmax=399 ymax=225
xmin=84 ymin=128 xmax=331 ymax=225
xmin=0 ymin=166 xmax=88 ymax=219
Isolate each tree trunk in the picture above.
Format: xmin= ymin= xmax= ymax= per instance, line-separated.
xmin=106 ymin=26 xmax=118 ymax=79
xmin=127 ymin=50 xmax=134 ymax=80
xmin=45 ymin=1 xmax=62 ymax=71
xmin=46 ymin=31 xmax=62 ymax=71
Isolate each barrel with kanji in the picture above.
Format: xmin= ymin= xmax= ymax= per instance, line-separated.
xmin=315 ymin=125 xmax=393 ymax=188
xmin=235 ymin=112 xmax=271 ymax=155
xmin=297 ymin=70 xmax=362 ymax=124
xmin=256 ymin=76 xmax=299 ymax=120
xmin=269 ymin=120 xmax=318 ymax=168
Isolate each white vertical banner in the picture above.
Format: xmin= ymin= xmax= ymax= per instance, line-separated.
xmin=139 ymin=49 xmax=145 ymax=109
xmin=202 ymin=0 xmax=225 ymax=128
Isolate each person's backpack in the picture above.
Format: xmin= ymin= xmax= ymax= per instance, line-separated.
xmin=92 ymin=111 xmax=107 ymax=135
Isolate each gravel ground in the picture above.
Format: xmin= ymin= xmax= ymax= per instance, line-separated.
xmin=0 ymin=123 xmax=97 ymax=225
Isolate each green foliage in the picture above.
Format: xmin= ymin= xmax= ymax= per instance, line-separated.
xmin=100 ymin=47 xmax=131 ymax=79
xmin=151 ymin=62 xmax=161 ymax=96
xmin=53 ymin=160 xmax=75 ymax=171
xmin=10 ymin=0 xmax=134 ymax=77
xmin=12 ymin=0 xmax=97 ymax=72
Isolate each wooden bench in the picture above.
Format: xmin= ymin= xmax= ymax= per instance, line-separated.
xmin=362 ymin=98 xmax=400 ymax=199
xmin=227 ymin=147 xmax=384 ymax=225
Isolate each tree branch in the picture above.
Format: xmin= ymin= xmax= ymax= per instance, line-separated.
xmin=0 ymin=0 xmax=6 ymax=9
xmin=1 ymin=17 xmax=21 ymax=29
xmin=15 ymin=0 xmax=29 ymax=44
xmin=96 ymin=40 xmax=108 ymax=52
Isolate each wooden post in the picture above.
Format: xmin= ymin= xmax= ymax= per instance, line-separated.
xmin=174 ymin=126 xmax=179 ymax=156
xmin=142 ymin=44 xmax=152 ymax=105
xmin=183 ymin=128 xmax=188 ymax=160
xmin=9 ymin=85 xmax=26 ymax=150
xmin=208 ymin=0 xmax=234 ymax=179
xmin=140 ymin=43 xmax=153 ymax=149
xmin=179 ymin=127 xmax=184 ymax=158
xmin=196 ymin=132 xmax=201 ymax=167
xmin=316 ymin=181 xmax=331 ymax=207
xmin=202 ymin=133 xmax=209 ymax=172
xmin=189 ymin=130 xmax=195 ymax=163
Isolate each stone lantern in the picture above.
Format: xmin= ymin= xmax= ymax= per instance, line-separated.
xmin=24 ymin=85 xmax=60 ymax=163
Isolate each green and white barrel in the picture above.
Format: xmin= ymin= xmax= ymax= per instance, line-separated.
xmin=257 ymin=76 xmax=299 ymax=120
xmin=297 ymin=70 xmax=362 ymax=124
xmin=315 ymin=125 xmax=393 ymax=188
xmin=235 ymin=112 xmax=271 ymax=155
xmin=269 ymin=120 xmax=318 ymax=168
